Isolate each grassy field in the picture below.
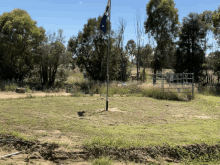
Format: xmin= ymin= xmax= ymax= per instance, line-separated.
xmin=0 ymin=67 xmax=220 ymax=164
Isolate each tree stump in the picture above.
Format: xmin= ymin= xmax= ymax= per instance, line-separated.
xmin=15 ymin=87 xmax=26 ymax=93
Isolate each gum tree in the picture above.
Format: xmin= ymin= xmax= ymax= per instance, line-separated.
xmin=144 ymin=0 xmax=179 ymax=84
xmin=67 ymin=16 xmax=120 ymax=81
xmin=0 ymin=9 xmax=45 ymax=81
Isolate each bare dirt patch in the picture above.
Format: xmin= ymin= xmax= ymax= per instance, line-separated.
xmin=0 ymin=134 xmax=88 ymax=165
xmin=192 ymin=116 xmax=212 ymax=119
xmin=172 ymin=114 xmax=213 ymax=119
xmin=0 ymin=91 xmax=71 ymax=99
xmin=107 ymin=108 xmax=127 ymax=113
xmin=32 ymin=130 xmax=82 ymax=149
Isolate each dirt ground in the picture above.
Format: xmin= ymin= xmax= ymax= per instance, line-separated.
xmin=0 ymin=91 xmax=72 ymax=99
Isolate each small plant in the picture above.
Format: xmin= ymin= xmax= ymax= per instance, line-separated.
xmin=90 ymin=156 xmax=113 ymax=165
xmin=71 ymin=90 xmax=84 ymax=97
xmin=24 ymin=85 xmax=31 ymax=93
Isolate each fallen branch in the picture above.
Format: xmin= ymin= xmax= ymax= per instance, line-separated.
xmin=0 ymin=151 xmax=21 ymax=159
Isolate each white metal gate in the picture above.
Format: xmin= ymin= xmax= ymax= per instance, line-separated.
xmin=153 ymin=72 xmax=194 ymax=98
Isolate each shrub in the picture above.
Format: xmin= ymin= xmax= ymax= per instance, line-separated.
xmin=129 ymin=84 xmax=141 ymax=94
xmin=5 ymin=83 xmax=17 ymax=92
xmin=56 ymin=67 xmax=68 ymax=82
xmin=54 ymin=81 xmax=65 ymax=89
xmin=24 ymin=85 xmax=31 ymax=93
xmin=79 ymin=81 xmax=90 ymax=94
xmin=71 ymin=91 xmax=84 ymax=97
xmin=142 ymin=88 xmax=181 ymax=101
xmin=197 ymin=83 xmax=220 ymax=96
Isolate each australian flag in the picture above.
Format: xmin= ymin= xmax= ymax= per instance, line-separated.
xmin=100 ymin=0 xmax=110 ymax=34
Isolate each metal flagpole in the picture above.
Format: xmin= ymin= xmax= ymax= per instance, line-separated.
xmin=106 ymin=0 xmax=111 ymax=111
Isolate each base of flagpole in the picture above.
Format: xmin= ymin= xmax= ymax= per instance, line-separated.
xmin=106 ymin=101 xmax=108 ymax=111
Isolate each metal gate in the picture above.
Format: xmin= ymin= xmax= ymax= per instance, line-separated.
xmin=153 ymin=72 xmax=194 ymax=98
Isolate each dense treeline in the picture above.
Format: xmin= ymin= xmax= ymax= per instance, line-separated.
xmin=0 ymin=2 xmax=220 ymax=87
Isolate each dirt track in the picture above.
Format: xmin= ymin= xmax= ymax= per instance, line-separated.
xmin=0 ymin=91 xmax=72 ymax=99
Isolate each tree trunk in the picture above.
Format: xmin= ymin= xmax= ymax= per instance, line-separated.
xmin=153 ymin=46 xmax=158 ymax=85
xmin=206 ymin=70 xmax=208 ymax=84
xmin=49 ymin=70 xmax=56 ymax=87
xmin=143 ymin=49 xmax=146 ymax=82
xmin=42 ymin=66 xmax=48 ymax=88
xmin=137 ymin=46 xmax=139 ymax=82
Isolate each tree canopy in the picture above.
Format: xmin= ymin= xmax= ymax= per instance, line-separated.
xmin=0 ymin=8 xmax=45 ymax=81
xmin=144 ymin=0 xmax=179 ymax=83
xmin=67 ymin=16 xmax=122 ymax=81
xmin=174 ymin=12 xmax=206 ymax=83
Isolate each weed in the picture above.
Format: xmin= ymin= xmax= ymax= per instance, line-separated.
xmin=90 ymin=156 xmax=113 ymax=165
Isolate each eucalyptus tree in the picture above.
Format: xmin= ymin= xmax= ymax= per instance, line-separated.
xmin=114 ymin=17 xmax=129 ymax=81
xmin=0 ymin=8 xmax=45 ymax=81
xmin=212 ymin=6 xmax=220 ymax=46
xmin=144 ymin=0 xmax=179 ymax=84
xmin=125 ymin=39 xmax=137 ymax=65
xmin=134 ymin=9 xmax=145 ymax=81
xmin=67 ymin=16 xmax=120 ymax=81
xmin=174 ymin=12 xmax=206 ymax=83
xmin=32 ymin=29 xmax=66 ymax=87
xmin=139 ymin=43 xmax=154 ymax=81
xmin=211 ymin=6 xmax=220 ymax=83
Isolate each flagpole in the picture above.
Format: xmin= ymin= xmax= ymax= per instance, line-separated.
xmin=106 ymin=0 xmax=111 ymax=111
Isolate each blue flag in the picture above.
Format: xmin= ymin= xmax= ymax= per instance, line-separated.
xmin=100 ymin=0 xmax=110 ymax=34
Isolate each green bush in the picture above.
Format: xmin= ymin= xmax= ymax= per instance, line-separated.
xmin=142 ymin=88 xmax=181 ymax=101
xmin=5 ymin=83 xmax=17 ymax=92
xmin=79 ymin=81 xmax=90 ymax=94
xmin=107 ymin=86 xmax=129 ymax=96
xmin=72 ymin=80 xmax=103 ymax=95
xmin=24 ymin=85 xmax=31 ymax=93
xmin=56 ymin=67 xmax=68 ymax=82
xmin=71 ymin=91 xmax=84 ymax=97
xmin=54 ymin=81 xmax=66 ymax=89
xmin=129 ymin=84 xmax=141 ymax=94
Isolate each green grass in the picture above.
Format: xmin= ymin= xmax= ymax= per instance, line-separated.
xmin=89 ymin=156 xmax=113 ymax=165
xmin=0 ymin=67 xmax=220 ymax=164
xmin=197 ymin=84 xmax=220 ymax=97
xmin=0 ymin=93 xmax=220 ymax=164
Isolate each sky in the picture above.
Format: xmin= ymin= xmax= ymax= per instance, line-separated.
xmin=0 ymin=0 xmax=220 ymax=59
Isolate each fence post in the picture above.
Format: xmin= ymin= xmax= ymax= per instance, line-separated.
xmin=153 ymin=74 xmax=155 ymax=86
xmin=169 ymin=74 xmax=172 ymax=87
xmin=182 ymin=72 xmax=184 ymax=88
xmin=192 ymin=73 xmax=194 ymax=99
xmin=162 ymin=74 xmax=164 ymax=92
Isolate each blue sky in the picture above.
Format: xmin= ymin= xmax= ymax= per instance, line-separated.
xmin=0 ymin=0 xmax=220 ymax=58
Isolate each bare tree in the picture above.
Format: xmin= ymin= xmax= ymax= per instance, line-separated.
xmin=115 ymin=17 xmax=127 ymax=81
xmin=142 ymin=33 xmax=154 ymax=82
xmin=134 ymin=9 xmax=145 ymax=82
